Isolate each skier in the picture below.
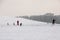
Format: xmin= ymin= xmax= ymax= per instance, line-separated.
xmin=7 ymin=22 xmax=9 ymax=25
xmin=13 ymin=23 xmax=15 ymax=25
xmin=52 ymin=19 xmax=56 ymax=24
xmin=17 ymin=20 xmax=19 ymax=26
xmin=20 ymin=23 xmax=22 ymax=26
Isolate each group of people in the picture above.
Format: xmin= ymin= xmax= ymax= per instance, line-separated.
xmin=7 ymin=19 xmax=56 ymax=26
xmin=17 ymin=19 xmax=56 ymax=26
xmin=16 ymin=19 xmax=56 ymax=26
xmin=7 ymin=20 xmax=22 ymax=26
xmin=17 ymin=21 xmax=22 ymax=26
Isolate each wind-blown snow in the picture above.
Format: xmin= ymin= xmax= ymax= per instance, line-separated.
xmin=0 ymin=17 xmax=60 ymax=40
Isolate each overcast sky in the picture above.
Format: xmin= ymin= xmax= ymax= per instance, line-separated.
xmin=0 ymin=0 xmax=60 ymax=16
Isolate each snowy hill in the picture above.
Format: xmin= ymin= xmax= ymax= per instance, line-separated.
xmin=0 ymin=16 xmax=47 ymax=26
xmin=0 ymin=17 xmax=60 ymax=40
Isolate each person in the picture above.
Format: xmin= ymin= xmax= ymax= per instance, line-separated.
xmin=20 ymin=23 xmax=22 ymax=26
xmin=17 ymin=20 xmax=19 ymax=26
xmin=7 ymin=22 xmax=9 ymax=25
xmin=13 ymin=23 xmax=15 ymax=25
xmin=52 ymin=19 xmax=56 ymax=24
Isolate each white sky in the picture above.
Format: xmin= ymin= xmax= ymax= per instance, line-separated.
xmin=0 ymin=0 xmax=60 ymax=16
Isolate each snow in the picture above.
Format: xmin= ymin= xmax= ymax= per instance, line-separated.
xmin=0 ymin=17 xmax=60 ymax=40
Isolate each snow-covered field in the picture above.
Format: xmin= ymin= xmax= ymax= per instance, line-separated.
xmin=0 ymin=17 xmax=60 ymax=40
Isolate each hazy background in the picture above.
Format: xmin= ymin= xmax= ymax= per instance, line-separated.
xmin=0 ymin=0 xmax=60 ymax=16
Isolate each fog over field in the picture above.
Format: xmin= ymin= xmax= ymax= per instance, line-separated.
xmin=0 ymin=0 xmax=60 ymax=40
xmin=0 ymin=0 xmax=60 ymax=16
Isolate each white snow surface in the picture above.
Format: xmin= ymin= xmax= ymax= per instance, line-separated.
xmin=0 ymin=17 xmax=60 ymax=40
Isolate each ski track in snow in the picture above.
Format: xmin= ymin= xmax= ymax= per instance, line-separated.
xmin=0 ymin=17 xmax=60 ymax=40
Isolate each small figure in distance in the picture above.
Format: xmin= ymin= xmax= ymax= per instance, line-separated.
xmin=20 ymin=23 xmax=22 ymax=26
xmin=13 ymin=23 xmax=15 ymax=26
xmin=52 ymin=19 xmax=56 ymax=24
xmin=7 ymin=22 xmax=9 ymax=25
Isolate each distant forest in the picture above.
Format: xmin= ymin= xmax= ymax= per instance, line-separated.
xmin=17 ymin=13 xmax=60 ymax=24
